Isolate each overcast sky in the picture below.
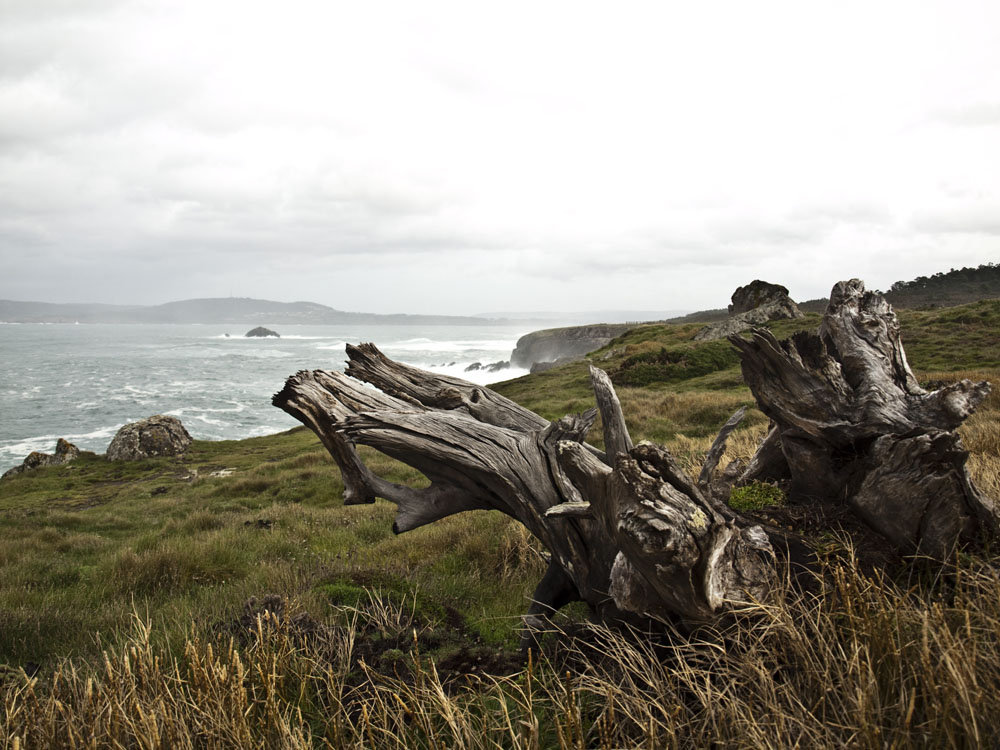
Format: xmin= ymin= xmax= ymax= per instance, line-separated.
xmin=1 ymin=0 xmax=998 ymax=314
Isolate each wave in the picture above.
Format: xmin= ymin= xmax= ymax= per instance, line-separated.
xmin=167 ymin=401 xmax=248 ymax=416
xmin=223 ymin=349 xmax=295 ymax=359
xmin=208 ymin=334 xmax=334 ymax=341
xmin=385 ymin=338 xmax=519 ymax=353
xmin=424 ymin=363 xmax=530 ymax=386
xmin=0 ymin=424 xmax=124 ymax=462
xmin=164 ymin=411 xmax=226 ymax=427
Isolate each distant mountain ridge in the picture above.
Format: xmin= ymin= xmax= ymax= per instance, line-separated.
xmin=0 ymin=297 xmax=508 ymax=326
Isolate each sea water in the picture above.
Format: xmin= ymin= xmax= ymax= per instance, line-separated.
xmin=0 ymin=323 xmax=531 ymax=472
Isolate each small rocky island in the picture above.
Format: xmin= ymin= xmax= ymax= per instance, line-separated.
xmin=245 ymin=326 xmax=280 ymax=338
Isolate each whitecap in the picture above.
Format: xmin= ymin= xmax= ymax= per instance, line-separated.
xmin=424 ymin=364 xmax=530 ymax=386
xmin=315 ymin=341 xmax=348 ymax=352
xmin=0 ymin=423 xmax=124 ymax=463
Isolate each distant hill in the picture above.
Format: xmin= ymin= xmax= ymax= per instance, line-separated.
xmin=663 ymin=308 xmax=730 ymax=325
xmin=802 ymin=263 xmax=1000 ymax=313
xmin=0 ymin=297 xmax=506 ymax=326
xmin=883 ymin=263 xmax=1000 ymax=309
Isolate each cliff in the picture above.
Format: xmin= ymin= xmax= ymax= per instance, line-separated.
xmin=510 ymin=323 xmax=634 ymax=369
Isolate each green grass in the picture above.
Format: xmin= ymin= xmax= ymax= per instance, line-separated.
xmin=1 ymin=295 xmax=999 ymax=748
xmin=0 ymin=428 xmax=546 ymax=666
xmin=897 ymin=299 xmax=1000 ymax=370
xmin=2 ymin=298 xmax=996 ymax=669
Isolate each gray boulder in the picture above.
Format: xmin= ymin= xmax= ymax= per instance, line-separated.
xmin=2 ymin=438 xmax=80 ymax=479
xmin=107 ymin=415 xmax=192 ymax=461
xmin=695 ymin=281 xmax=803 ymax=342
xmin=729 ymin=280 xmax=795 ymax=315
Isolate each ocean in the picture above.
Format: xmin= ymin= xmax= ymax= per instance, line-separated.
xmin=0 ymin=322 xmax=531 ymax=472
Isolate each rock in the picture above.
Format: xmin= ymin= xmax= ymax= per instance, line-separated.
xmin=2 ymin=438 xmax=80 ymax=479
xmin=245 ymin=326 xmax=280 ymax=338
xmin=530 ymin=357 xmax=577 ymax=374
xmin=729 ymin=280 xmax=795 ymax=315
xmin=695 ymin=281 xmax=803 ymax=341
xmin=511 ymin=324 xmax=634 ymax=369
xmin=486 ymin=360 xmax=510 ymax=373
xmin=464 ymin=362 xmax=483 ymax=372
xmin=600 ymin=347 xmax=626 ymax=361
xmin=106 ymin=415 xmax=192 ymax=461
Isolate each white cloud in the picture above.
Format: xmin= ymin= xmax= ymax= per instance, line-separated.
xmin=0 ymin=0 xmax=998 ymax=313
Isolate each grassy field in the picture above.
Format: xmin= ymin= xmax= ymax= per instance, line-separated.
xmin=1 ymin=298 xmax=999 ymax=748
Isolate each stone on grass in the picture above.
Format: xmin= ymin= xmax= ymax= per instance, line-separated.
xmin=2 ymin=438 xmax=80 ymax=479
xmin=106 ymin=415 xmax=192 ymax=461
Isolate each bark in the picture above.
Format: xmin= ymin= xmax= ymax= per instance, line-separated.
xmin=275 ymin=351 xmax=773 ymax=626
xmin=273 ymin=278 xmax=995 ymax=630
xmin=731 ymin=279 xmax=996 ymax=557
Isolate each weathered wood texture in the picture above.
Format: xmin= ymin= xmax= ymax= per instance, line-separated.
xmin=731 ymin=279 xmax=996 ymax=557
xmin=274 ymin=279 xmax=995 ymax=629
xmin=275 ymin=347 xmax=772 ymax=625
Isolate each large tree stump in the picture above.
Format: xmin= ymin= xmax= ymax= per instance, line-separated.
xmin=730 ymin=279 xmax=996 ymax=558
xmin=274 ymin=281 xmax=995 ymax=629
xmin=275 ymin=346 xmax=775 ymax=627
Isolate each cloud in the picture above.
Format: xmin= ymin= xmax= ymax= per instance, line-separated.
xmin=912 ymin=205 xmax=1000 ymax=236
xmin=1 ymin=1 xmax=999 ymax=313
xmin=930 ymin=102 xmax=1000 ymax=128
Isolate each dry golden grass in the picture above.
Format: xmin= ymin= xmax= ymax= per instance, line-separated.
xmin=3 ymin=350 xmax=998 ymax=748
xmin=5 ymin=549 xmax=1000 ymax=749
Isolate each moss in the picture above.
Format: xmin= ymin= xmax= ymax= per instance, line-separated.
xmin=729 ymin=482 xmax=785 ymax=511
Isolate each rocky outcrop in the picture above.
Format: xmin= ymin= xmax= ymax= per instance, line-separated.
xmin=106 ymin=415 xmax=192 ymax=461
xmin=465 ymin=360 xmax=510 ymax=374
xmin=245 ymin=326 xmax=280 ymax=338
xmin=695 ymin=281 xmax=803 ymax=341
xmin=530 ymin=357 xmax=578 ymax=374
xmin=2 ymin=438 xmax=80 ymax=479
xmin=511 ymin=324 xmax=634 ymax=369
xmin=729 ymin=280 xmax=794 ymax=315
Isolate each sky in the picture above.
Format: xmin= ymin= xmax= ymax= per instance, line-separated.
xmin=1 ymin=0 xmax=998 ymax=315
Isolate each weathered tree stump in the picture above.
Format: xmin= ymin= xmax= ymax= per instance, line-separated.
xmin=275 ymin=345 xmax=775 ymax=627
xmin=731 ymin=279 xmax=996 ymax=558
xmin=274 ymin=280 xmax=995 ymax=629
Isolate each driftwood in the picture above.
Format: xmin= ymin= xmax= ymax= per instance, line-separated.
xmin=274 ymin=280 xmax=994 ymax=630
